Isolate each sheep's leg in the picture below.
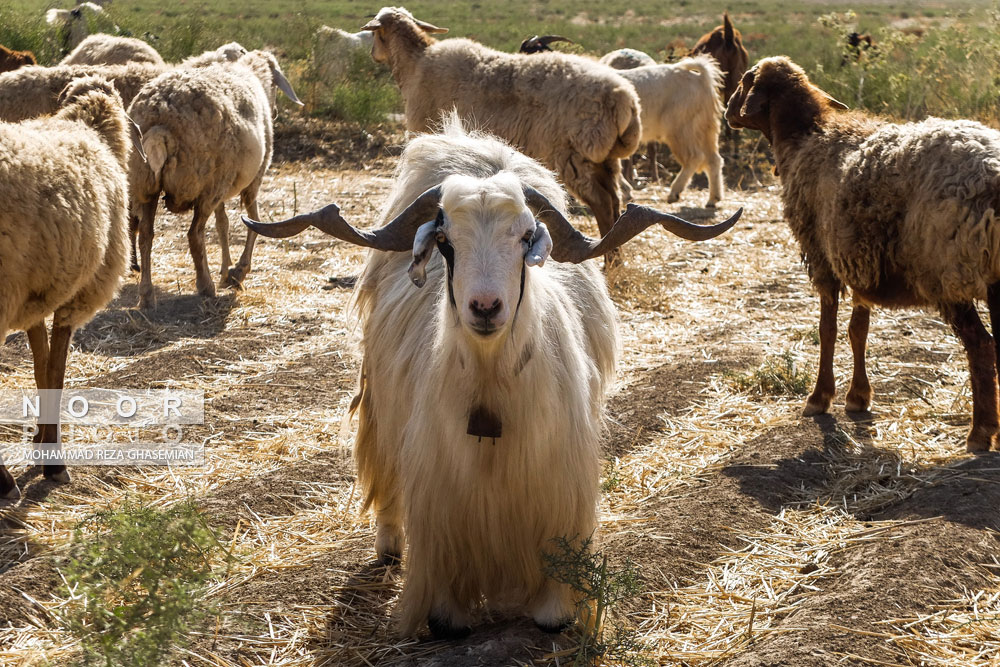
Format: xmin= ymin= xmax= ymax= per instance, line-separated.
xmin=804 ymin=291 xmax=839 ymax=416
xmin=649 ymin=142 xmax=659 ymax=183
xmin=427 ymin=596 xmax=474 ymax=640
xmin=187 ymin=207 xmax=216 ymax=298
xmin=36 ymin=324 xmax=72 ymax=484
xmin=987 ymin=282 xmax=1000 ymax=374
xmin=943 ymin=302 xmax=1000 ymax=452
xmin=531 ymin=579 xmax=576 ymax=633
xmin=128 ymin=215 xmax=140 ymax=273
xmin=137 ymin=199 xmax=158 ymax=310
xmin=226 ymin=196 xmax=260 ymax=288
xmin=666 ymin=163 xmax=697 ymax=204
xmin=706 ymin=151 xmax=724 ymax=208
xmin=844 ymin=305 xmax=873 ymax=412
xmin=214 ymin=204 xmax=232 ymax=287
xmin=0 ymin=324 xmax=47 ymax=500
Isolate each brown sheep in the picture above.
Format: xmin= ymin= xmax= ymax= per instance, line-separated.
xmin=727 ymin=56 xmax=1000 ymax=452
xmin=362 ymin=7 xmax=640 ymax=251
xmin=0 ymin=44 xmax=36 ymax=73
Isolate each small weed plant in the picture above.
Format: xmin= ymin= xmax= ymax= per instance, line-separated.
xmin=60 ymin=498 xmax=229 ymax=667
xmin=543 ymin=536 xmax=653 ymax=667
xmin=726 ymin=351 xmax=811 ymax=396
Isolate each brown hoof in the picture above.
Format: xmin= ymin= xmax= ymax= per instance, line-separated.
xmin=428 ymin=614 xmax=471 ymax=640
xmin=802 ymin=396 xmax=832 ymax=417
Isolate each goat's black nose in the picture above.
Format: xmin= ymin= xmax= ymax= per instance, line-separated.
xmin=469 ymin=298 xmax=503 ymax=321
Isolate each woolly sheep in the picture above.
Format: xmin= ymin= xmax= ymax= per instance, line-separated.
xmin=362 ymin=6 xmax=641 ymax=247
xmin=311 ymin=26 xmax=373 ymax=83
xmin=727 ymin=56 xmax=1000 ymax=452
xmin=128 ymin=50 xmax=302 ymax=310
xmin=46 ymin=3 xmax=118 ymax=54
xmin=0 ymin=77 xmax=134 ymax=500
xmin=616 ymin=55 xmax=726 ymax=206
xmin=598 ymin=47 xmax=655 ymax=69
xmin=180 ymin=42 xmax=248 ymax=68
xmin=0 ymin=62 xmax=168 ymax=123
xmin=0 ymin=44 xmax=36 ymax=73
xmin=241 ymin=116 xmax=741 ymax=636
xmin=61 ymin=34 xmax=165 ymax=66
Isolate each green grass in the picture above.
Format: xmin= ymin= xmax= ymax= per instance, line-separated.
xmin=6 ymin=1 xmax=1000 ymax=127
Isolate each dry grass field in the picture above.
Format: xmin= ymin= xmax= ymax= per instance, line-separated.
xmin=1 ymin=118 xmax=999 ymax=665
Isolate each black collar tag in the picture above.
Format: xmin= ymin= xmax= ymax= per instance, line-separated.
xmin=468 ymin=405 xmax=502 ymax=442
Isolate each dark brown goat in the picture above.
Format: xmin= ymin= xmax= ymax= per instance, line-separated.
xmin=0 ymin=44 xmax=37 ymax=73
xmin=690 ymin=12 xmax=748 ymax=107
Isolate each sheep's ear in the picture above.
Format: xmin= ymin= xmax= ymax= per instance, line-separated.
xmin=414 ymin=19 xmax=448 ymax=34
xmin=271 ymin=64 xmax=303 ymax=106
xmin=525 ymin=222 xmax=552 ymax=267
xmin=408 ymin=218 xmax=441 ymax=287
xmin=822 ymin=91 xmax=849 ymax=110
xmin=740 ymin=88 xmax=767 ymax=118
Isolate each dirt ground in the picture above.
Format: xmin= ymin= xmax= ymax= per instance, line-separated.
xmin=1 ymin=122 xmax=999 ymax=666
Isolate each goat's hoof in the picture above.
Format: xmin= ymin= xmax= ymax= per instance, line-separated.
xmin=137 ymin=293 xmax=155 ymax=311
xmin=130 ymin=261 xmax=140 ymax=273
xmin=705 ymin=200 xmax=718 ymax=209
xmin=535 ymin=617 xmax=573 ymax=634
xmin=427 ymin=614 xmax=472 ymax=640
xmin=377 ymin=550 xmax=401 ymax=566
xmin=43 ymin=467 xmax=71 ymax=484
xmin=666 ymin=194 xmax=680 ymax=204
xmin=198 ymin=284 xmax=217 ymax=298
xmin=1 ymin=470 xmax=20 ymax=501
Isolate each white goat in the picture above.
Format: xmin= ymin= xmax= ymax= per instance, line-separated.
xmin=242 ymin=118 xmax=741 ymax=636
xmin=617 ymin=55 xmax=726 ymax=207
xmin=311 ymin=25 xmax=374 ymax=83
xmin=46 ymin=3 xmax=117 ymax=54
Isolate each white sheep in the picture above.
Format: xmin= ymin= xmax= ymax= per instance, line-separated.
xmin=46 ymin=3 xmax=118 ymax=54
xmin=598 ymin=48 xmax=655 ymax=69
xmin=0 ymin=76 xmax=134 ymax=500
xmin=617 ymin=55 xmax=726 ymax=207
xmin=727 ymin=56 xmax=1000 ymax=452
xmin=128 ymin=50 xmax=302 ymax=310
xmin=242 ymin=116 xmax=741 ymax=636
xmin=310 ymin=25 xmax=374 ymax=83
xmin=0 ymin=62 xmax=168 ymax=123
xmin=60 ymin=34 xmax=165 ymax=66
xmin=362 ymin=6 xmax=641 ymax=247
xmin=180 ymin=42 xmax=248 ymax=68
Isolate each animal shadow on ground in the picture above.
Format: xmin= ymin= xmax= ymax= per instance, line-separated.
xmin=722 ymin=412 xmax=1000 ymax=530
xmin=73 ymin=287 xmax=237 ymax=356
xmin=307 ymin=560 xmax=569 ymax=666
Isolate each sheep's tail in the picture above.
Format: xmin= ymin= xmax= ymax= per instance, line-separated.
xmin=141 ymin=125 xmax=173 ymax=185
xmin=723 ymin=12 xmax=736 ymax=47
xmin=608 ymin=92 xmax=642 ymax=160
xmin=673 ymin=54 xmax=725 ymax=117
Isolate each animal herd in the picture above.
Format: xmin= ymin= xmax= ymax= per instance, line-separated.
xmin=1 ymin=2 xmax=999 ymax=642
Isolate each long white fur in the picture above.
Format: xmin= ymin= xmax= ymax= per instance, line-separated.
xmin=352 ymin=117 xmax=620 ymax=634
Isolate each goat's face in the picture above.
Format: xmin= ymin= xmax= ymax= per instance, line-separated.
xmin=363 ymin=7 xmax=447 ymax=65
xmin=412 ymin=174 xmax=550 ymax=340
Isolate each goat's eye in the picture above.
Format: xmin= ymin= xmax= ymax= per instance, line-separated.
xmin=522 ymin=229 xmax=534 ymax=244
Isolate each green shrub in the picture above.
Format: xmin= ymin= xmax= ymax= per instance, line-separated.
xmin=60 ymin=498 xmax=229 ymax=667
xmin=726 ymin=351 xmax=811 ymax=397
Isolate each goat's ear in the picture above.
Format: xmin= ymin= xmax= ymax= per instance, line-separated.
xmin=408 ymin=218 xmax=440 ymax=287
xmin=822 ymin=91 xmax=849 ymax=110
xmin=525 ymin=222 xmax=552 ymax=267
xmin=361 ymin=18 xmax=381 ymax=31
